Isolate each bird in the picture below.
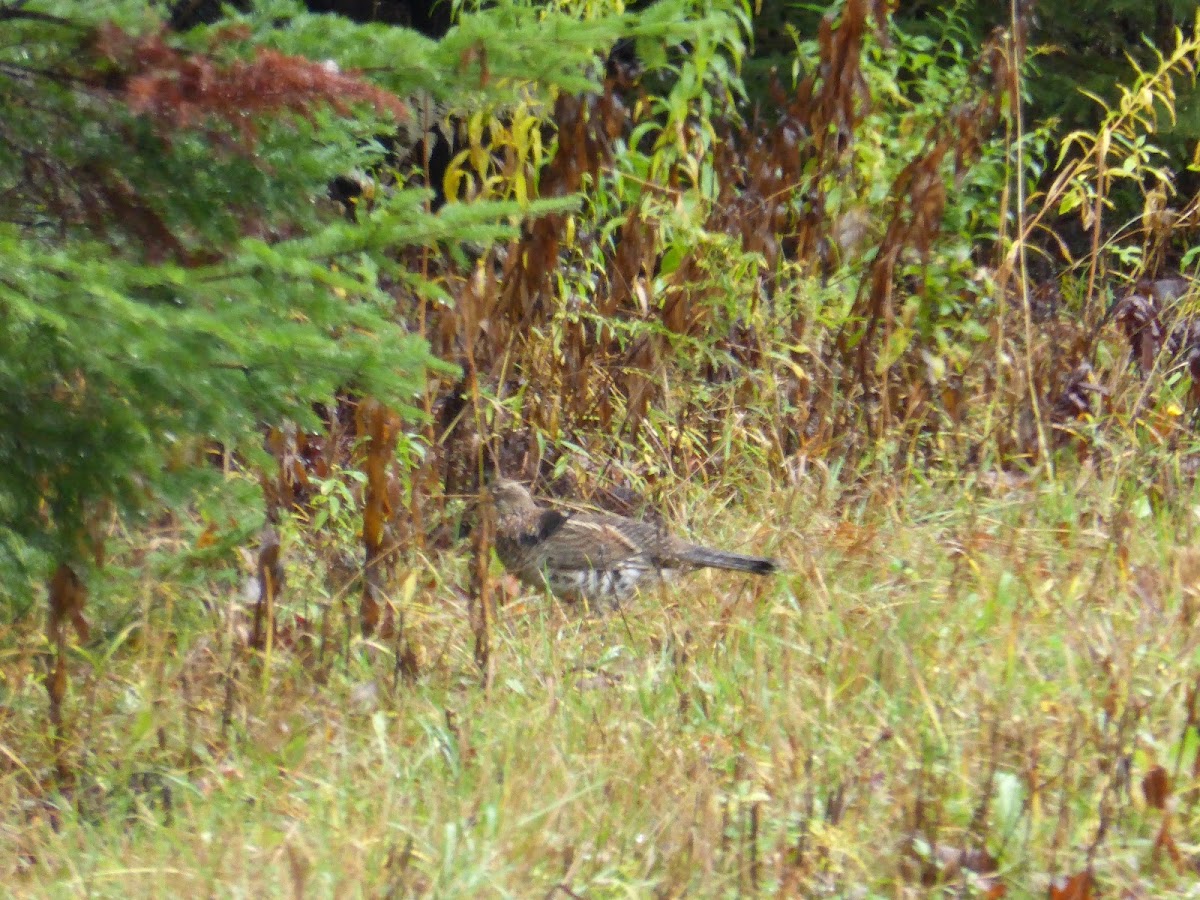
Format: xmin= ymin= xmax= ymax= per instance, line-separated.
xmin=489 ymin=479 xmax=779 ymax=607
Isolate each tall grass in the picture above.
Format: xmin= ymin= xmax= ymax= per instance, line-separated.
xmin=6 ymin=459 xmax=1200 ymax=895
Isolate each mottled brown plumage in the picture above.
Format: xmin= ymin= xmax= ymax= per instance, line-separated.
xmin=490 ymin=479 xmax=778 ymax=606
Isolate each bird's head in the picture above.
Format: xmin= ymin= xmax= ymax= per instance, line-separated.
xmin=489 ymin=479 xmax=539 ymax=518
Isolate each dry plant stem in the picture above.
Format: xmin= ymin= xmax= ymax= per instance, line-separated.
xmin=990 ymin=56 xmax=1011 ymax=454
xmin=413 ymin=94 xmax=438 ymax=555
xmin=45 ymin=563 xmax=87 ymax=784
xmin=470 ymin=487 xmax=495 ymax=690
xmin=255 ymin=532 xmax=278 ymax=700
xmin=358 ymin=399 xmax=402 ymax=637
xmin=1083 ymin=145 xmax=1107 ymax=318
xmin=1007 ymin=0 xmax=1051 ymax=476
xmin=252 ymin=524 xmax=280 ymax=652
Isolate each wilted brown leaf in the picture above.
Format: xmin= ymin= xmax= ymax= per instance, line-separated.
xmin=1142 ymin=764 xmax=1170 ymax=810
xmin=48 ymin=563 xmax=89 ymax=644
xmin=195 ymin=523 xmax=220 ymax=550
xmin=1049 ymin=870 xmax=1093 ymax=900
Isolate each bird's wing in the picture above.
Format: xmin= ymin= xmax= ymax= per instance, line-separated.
xmin=537 ymin=513 xmax=658 ymax=571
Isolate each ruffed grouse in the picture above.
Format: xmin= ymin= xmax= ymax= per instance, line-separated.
xmin=490 ymin=479 xmax=778 ymax=606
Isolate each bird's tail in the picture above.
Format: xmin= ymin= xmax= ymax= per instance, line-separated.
xmin=679 ymin=545 xmax=779 ymax=575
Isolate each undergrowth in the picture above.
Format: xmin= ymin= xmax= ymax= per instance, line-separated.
xmin=4 ymin=1 xmax=1200 ymax=897
xmin=8 ymin=455 xmax=1200 ymax=895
